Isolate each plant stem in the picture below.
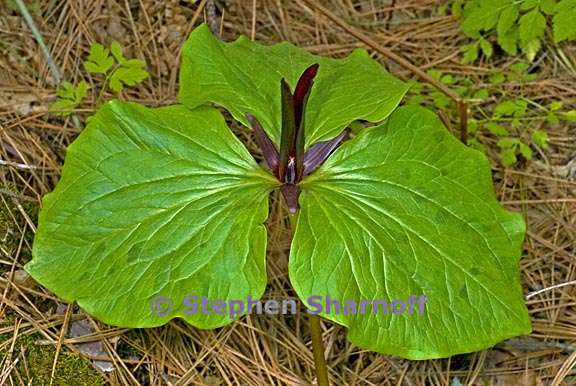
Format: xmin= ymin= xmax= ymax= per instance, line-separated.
xmin=288 ymin=212 xmax=330 ymax=386
xmin=309 ymin=313 xmax=330 ymax=386
xmin=458 ymin=100 xmax=468 ymax=144
xmin=14 ymin=0 xmax=82 ymax=130
xmin=13 ymin=0 xmax=60 ymax=84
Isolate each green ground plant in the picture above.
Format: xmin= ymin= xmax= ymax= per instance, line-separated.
xmin=453 ymin=0 xmax=576 ymax=62
xmin=51 ymin=41 xmax=149 ymax=115
xmin=407 ymin=63 xmax=574 ymax=166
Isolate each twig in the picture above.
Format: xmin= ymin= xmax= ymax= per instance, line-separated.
xmin=13 ymin=0 xmax=60 ymax=84
xmin=50 ymin=305 xmax=72 ymax=386
xmin=0 ymin=159 xmax=40 ymax=170
xmin=14 ymin=0 xmax=82 ymax=130
xmin=0 ymin=189 xmax=36 ymax=202
xmin=251 ymin=0 xmax=257 ymax=40
xmin=526 ymin=280 xmax=576 ymax=299
xmin=300 ymin=0 xmax=468 ymax=144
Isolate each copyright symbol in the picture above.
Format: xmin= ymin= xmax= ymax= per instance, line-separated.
xmin=150 ymin=296 xmax=173 ymax=316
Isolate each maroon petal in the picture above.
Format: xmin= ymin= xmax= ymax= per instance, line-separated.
xmin=278 ymin=79 xmax=296 ymax=182
xmin=293 ymin=63 xmax=319 ymax=131
xmin=246 ymin=113 xmax=279 ymax=176
xmin=303 ymin=129 xmax=349 ymax=176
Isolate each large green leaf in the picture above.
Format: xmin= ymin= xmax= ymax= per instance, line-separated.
xmin=553 ymin=0 xmax=576 ymax=43
xmin=290 ymin=105 xmax=530 ymax=359
xmin=25 ymin=101 xmax=278 ymax=328
xmin=178 ymin=24 xmax=409 ymax=147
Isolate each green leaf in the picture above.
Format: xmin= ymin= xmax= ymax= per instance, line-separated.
xmin=122 ymin=59 xmax=146 ymax=69
xmin=553 ymin=0 xmax=576 ymax=42
xmin=479 ymin=38 xmax=494 ymax=57
xmin=84 ymin=43 xmax=114 ymax=74
xmin=497 ymin=137 xmax=520 ymax=148
xmin=497 ymin=5 xmax=519 ymax=36
xmin=546 ymin=112 xmax=559 ymax=124
xmin=554 ymin=0 xmax=576 ymax=13
xmin=489 ymin=72 xmax=507 ymax=84
xmin=507 ymin=62 xmax=538 ymax=81
xmin=494 ymin=100 xmax=527 ymax=117
xmin=51 ymin=81 xmax=89 ymax=115
xmin=486 ymin=122 xmax=509 ymax=135
xmin=25 ymin=101 xmax=278 ymax=328
xmin=473 ymin=89 xmax=490 ymax=100
xmin=518 ymin=9 xmax=546 ymax=46
xmin=531 ymin=129 xmax=550 ymax=148
xmin=56 ymin=81 xmax=76 ymax=99
xmin=110 ymin=41 xmax=126 ymax=64
xmin=74 ymin=81 xmax=89 ymax=102
xmin=467 ymin=137 xmax=486 ymax=152
xmin=518 ymin=10 xmax=545 ymax=42
xmin=518 ymin=142 xmax=533 ymax=159
xmin=540 ymin=0 xmax=557 ymax=14
xmin=109 ymin=67 xmax=149 ymax=92
xmin=427 ymin=69 xmax=443 ymax=80
xmin=497 ymin=26 xmax=519 ymax=55
xmin=549 ymin=101 xmax=563 ymax=111
xmin=460 ymin=2 xmax=486 ymax=36
xmin=178 ymin=24 xmax=409 ymax=147
xmin=520 ymin=0 xmax=540 ymax=10
xmin=461 ymin=0 xmax=513 ymax=35
xmin=438 ymin=3 xmax=449 ymax=16
xmin=509 ymin=62 xmax=530 ymax=73
xmin=50 ymin=98 xmax=77 ymax=115
xmin=432 ymin=91 xmax=451 ymax=109
xmin=452 ymin=0 xmax=464 ymax=17
xmin=440 ymin=74 xmax=457 ymax=85
xmin=290 ymin=106 xmax=530 ymax=359
xmin=501 ymin=147 xmax=518 ymax=165
xmin=407 ymin=95 xmax=424 ymax=105
xmin=565 ymin=110 xmax=576 ymax=121
xmin=462 ymin=43 xmax=479 ymax=64
xmin=522 ymin=39 xmax=542 ymax=61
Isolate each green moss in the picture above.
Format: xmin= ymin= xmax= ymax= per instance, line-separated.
xmin=1 ymin=333 xmax=105 ymax=386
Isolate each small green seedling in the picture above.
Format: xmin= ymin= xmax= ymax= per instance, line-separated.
xmin=50 ymin=81 xmax=88 ymax=116
xmin=50 ymin=42 xmax=149 ymax=116
xmin=26 ymin=24 xmax=530 ymax=361
xmin=84 ymin=41 xmax=148 ymax=93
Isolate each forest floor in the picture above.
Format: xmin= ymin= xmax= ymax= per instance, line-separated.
xmin=1 ymin=0 xmax=575 ymax=385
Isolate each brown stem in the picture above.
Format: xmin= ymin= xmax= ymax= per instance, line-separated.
xmin=309 ymin=313 xmax=330 ymax=386
xmin=458 ymin=100 xmax=468 ymax=144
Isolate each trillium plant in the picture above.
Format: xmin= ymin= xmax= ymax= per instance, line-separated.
xmin=26 ymin=23 xmax=531 ymax=372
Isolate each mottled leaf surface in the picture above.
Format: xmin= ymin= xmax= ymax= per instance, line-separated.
xmin=178 ymin=24 xmax=408 ymax=147
xmin=26 ymin=101 xmax=277 ymax=328
xmin=290 ymin=105 xmax=530 ymax=359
